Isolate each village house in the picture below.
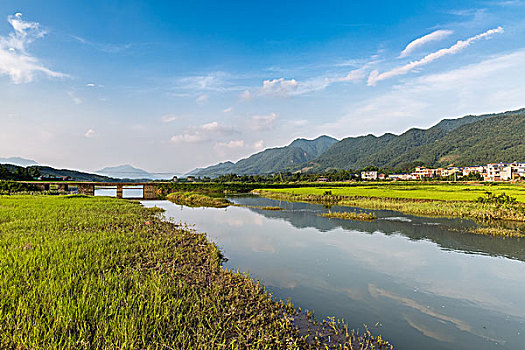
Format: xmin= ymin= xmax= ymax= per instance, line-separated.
xmin=462 ymin=166 xmax=484 ymax=177
xmin=388 ymin=173 xmax=417 ymax=181
xmin=361 ymin=171 xmax=378 ymax=180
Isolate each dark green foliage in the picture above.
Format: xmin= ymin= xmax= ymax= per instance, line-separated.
xmin=0 ymin=164 xmax=40 ymax=180
xmin=0 ymin=181 xmax=37 ymax=193
xmin=476 ymin=192 xmax=518 ymax=205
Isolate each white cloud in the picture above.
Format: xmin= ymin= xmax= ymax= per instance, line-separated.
xmin=248 ymin=113 xmax=278 ymax=131
xmin=170 ymin=133 xmax=205 ymax=143
xmin=240 ymin=89 xmax=252 ymax=100
xmin=215 ymin=140 xmax=245 ymax=149
xmin=196 ymin=94 xmax=208 ymax=103
xmin=84 ymin=129 xmax=95 ymax=138
xmin=254 ymin=140 xmax=264 ymax=150
xmin=170 ymin=121 xmax=234 ymax=144
xmin=368 ymin=26 xmax=504 ymax=86
xmin=399 ymin=30 xmax=454 ymax=58
xmin=223 ymin=106 xmax=233 ymax=113
xmin=259 ymin=78 xmax=299 ymax=96
xmin=67 ymin=91 xmax=82 ymax=104
xmin=86 ymin=83 xmax=96 ymax=87
xmin=0 ymin=13 xmax=66 ymax=83
xmin=161 ymin=115 xmax=178 ymax=123
xmin=325 ymin=49 xmax=525 ymax=138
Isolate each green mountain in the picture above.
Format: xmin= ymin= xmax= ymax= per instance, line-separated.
xmin=304 ymin=108 xmax=525 ymax=171
xmin=189 ymin=135 xmax=338 ymax=176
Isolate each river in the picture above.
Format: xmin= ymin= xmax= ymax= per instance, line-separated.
xmin=142 ymin=195 xmax=525 ymax=350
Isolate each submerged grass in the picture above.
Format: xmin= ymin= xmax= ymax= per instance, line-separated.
xmin=166 ymin=191 xmax=232 ymax=208
xmin=0 ymin=195 xmax=392 ymax=349
xmin=321 ymin=211 xmax=376 ymax=221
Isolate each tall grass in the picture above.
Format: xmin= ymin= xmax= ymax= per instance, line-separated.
xmin=0 ymin=195 xmax=392 ymax=349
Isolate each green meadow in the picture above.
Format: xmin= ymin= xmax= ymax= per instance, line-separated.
xmin=0 ymin=195 xmax=391 ymax=349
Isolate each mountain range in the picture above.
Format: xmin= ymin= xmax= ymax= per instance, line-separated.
xmin=188 ymin=135 xmax=338 ymax=177
xmin=189 ymin=108 xmax=525 ymax=176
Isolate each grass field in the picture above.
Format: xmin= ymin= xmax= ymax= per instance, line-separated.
xmin=261 ymin=182 xmax=525 ymax=202
xmin=0 ymin=195 xmax=391 ymax=349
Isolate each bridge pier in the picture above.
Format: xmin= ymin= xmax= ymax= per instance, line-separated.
xmin=144 ymin=184 xmax=157 ymax=200
xmin=77 ymin=183 xmax=94 ymax=196
xmin=116 ymin=184 xmax=123 ymax=199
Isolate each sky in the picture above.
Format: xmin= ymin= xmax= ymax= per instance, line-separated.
xmin=1 ymin=0 xmax=525 ymax=175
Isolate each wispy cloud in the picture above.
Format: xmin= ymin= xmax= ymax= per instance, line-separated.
xmin=399 ymin=30 xmax=454 ymax=57
xmin=71 ymin=35 xmax=132 ymax=53
xmin=67 ymin=91 xmax=82 ymax=104
xmin=368 ymin=26 xmax=504 ymax=86
xmin=0 ymin=13 xmax=66 ymax=83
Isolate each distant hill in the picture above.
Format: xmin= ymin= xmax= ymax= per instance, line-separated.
xmin=304 ymin=108 xmax=524 ymax=171
xmin=189 ymin=135 xmax=338 ymax=177
xmin=96 ymin=164 xmax=155 ymax=180
xmin=0 ymin=157 xmax=39 ymax=167
xmin=0 ymin=163 xmax=121 ymax=182
xmin=35 ymin=166 xmax=119 ymax=182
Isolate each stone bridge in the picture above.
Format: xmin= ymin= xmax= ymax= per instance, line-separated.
xmin=22 ymin=182 xmax=159 ymax=200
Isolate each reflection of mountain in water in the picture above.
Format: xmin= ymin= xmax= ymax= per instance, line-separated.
xmin=230 ymin=196 xmax=525 ymax=263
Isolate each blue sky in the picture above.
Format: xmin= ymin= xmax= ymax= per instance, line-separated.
xmin=1 ymin=1 xmax=525 ymax=174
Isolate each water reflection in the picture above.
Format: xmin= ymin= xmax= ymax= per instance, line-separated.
xmin=142 ymin=196 xmax=525 ymax=350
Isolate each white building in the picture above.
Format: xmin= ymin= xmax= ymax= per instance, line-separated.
xmin=361 ymin=171 xmax=378 ymax=180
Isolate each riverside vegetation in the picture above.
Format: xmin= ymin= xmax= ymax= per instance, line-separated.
xmin=0 ymin=195 xmax=392 ymax=349
xmin=256 ymin=183 xmax=525 ymax=238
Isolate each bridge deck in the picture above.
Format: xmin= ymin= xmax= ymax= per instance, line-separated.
xmin=19 ymin=182 xmax=162 ymax=200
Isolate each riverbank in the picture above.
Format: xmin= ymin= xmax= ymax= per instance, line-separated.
xmin=256 ymin=189 xmax=525 ymax=238
xmin=0 ymin=195 xmax=392 ymax=349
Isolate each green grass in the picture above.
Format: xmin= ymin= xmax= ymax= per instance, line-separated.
xmin=0 ymin=195 xmax=392 ymax=349
xmin=260 ymin=182 xmax=525 ymax=202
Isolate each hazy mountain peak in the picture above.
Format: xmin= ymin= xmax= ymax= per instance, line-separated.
xmin=0 ymin=157 xmax=39 ymax=167
xmin=96 ymin=164 xmax=154 ymax=179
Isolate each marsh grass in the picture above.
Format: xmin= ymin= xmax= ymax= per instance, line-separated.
xmin=257 ymin=190 xmax=525 ymax=237
xmin=0 ymin=195 xmax=392 ymax=349
xmin=166 ymin=191 xmax=232 ymax=208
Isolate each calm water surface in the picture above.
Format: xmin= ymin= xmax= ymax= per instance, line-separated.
xmin=142 ymin=196 xmax=525 ymax=350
